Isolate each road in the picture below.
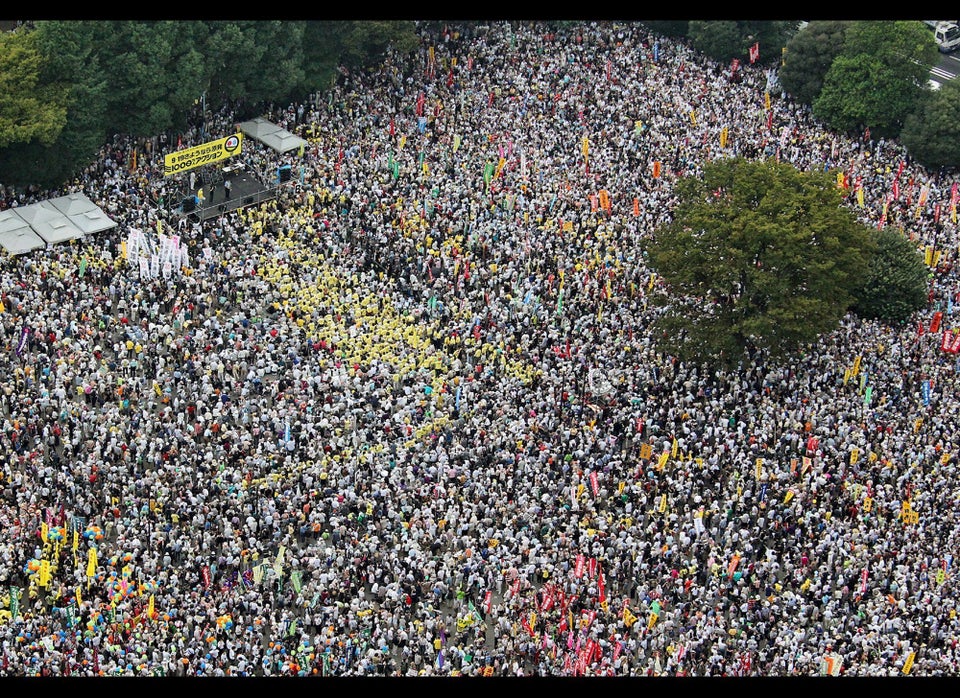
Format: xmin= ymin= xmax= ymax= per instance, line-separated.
xmin=930 ymin=51 xmax=960 ymax=88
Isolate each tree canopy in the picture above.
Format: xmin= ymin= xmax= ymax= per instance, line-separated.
xmin=813 ymin=21 xmax=938 ymax=138
xmin=779 ymin=20 xmax=850 ymax=106
xmin=899 ymin=78 xmax=960 ymax=170
xmin=642 ymin=158 xmax=877 ymax=368
xmin=851 ymin=226 xmax=928 ymax=326
xmin=0 ymin=29 xmax=69 ymax=150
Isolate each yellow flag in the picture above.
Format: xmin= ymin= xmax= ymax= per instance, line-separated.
xmin=671 ymin=438 xmax=678 ymax=458
xmin=581 ymin=137 xmax=589 ymax=158
xmin=689 ymin=110 xmax=696 ymax=126
xmin=764 ymin=92 xmax=771 ymax=110
xmin=755 ymin=458 xmax=763 ymax=479
xmin=857 ymin=187 xmax=864 ymax=207
xmin=657 ymin=451 xmax=669 ymax=470
xmin=784 ymin=489 xmax=795 ymax=504
xmin=902 ymin=651 xmax=916 ymax=675
xmin=39 ymin=560 xmax=51 ymax=587
xmin=850 ymin=448 xmax=859 ymax=465
xmin=640 ymin=443 xmax=652 ymax=460
xmin=720 ymin=126 xmax=728 ymax=149
xmin=659 ymin=494 xmax=667 ymax=513
xmin=148 ymin=594 xmax=155 ymax=619
xmin=0 ymin=300 xmax=4 ymax=313
xmin=41 ymin=522 xmax=48 ymax=543
xmin=87 ymin=547 xmax=97 ymax=578
xmin=76 ymin=586 xmax=82 ymax=608
xmin=73 ymin=528 xmax=79 ymax=552
xmin=852 ymin=355 xmax=861 ymax=376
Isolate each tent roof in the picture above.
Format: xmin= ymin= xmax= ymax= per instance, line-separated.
xmin=0 ymin=226 xmax=47 ymax=255
xmin=0 ymin=209 xmax=31 ymax=233
xmin=239 ymin=117 xmax=307 ymax=154
xmin=0 ymin=193 xmax=116 ymax=254
xmin=14 ymin=202 xmax=59 ymax=224
xmin=49 ymin=193 xmax=97 ymax=216
xmin=31 ymin=215 xmax=85 ymax=244
xmin=71 ymin=208 xmax=117 ymax=235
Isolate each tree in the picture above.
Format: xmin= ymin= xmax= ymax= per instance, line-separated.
xmin=900 ymin=78 xmax=960 ymax=170
xmin=203 ymin=21 xmax=306 ymax=117
xmin=642 ymin=158 xmax=877 ymax=368
xmin=688 ymin=20 xmax=743 ymax=63
xmin=0 ymin=28 xmax=69 ymax=150
xmin=642 ymin=21 xmax=689 ymax=39
xmin=687 ymin=20 xmax=793 ymax=66
xmin=813 ymin=21 xmax=938 ymax=138
xmin=851 ymin=227 xmax=928 ymax=326
xmin=98 ymin=21 xmax=208 ymax=137
xmin=779 ymin=20 xmax=850 ymax=106
xmin=336 ymin=21 xmax=418 ymax=70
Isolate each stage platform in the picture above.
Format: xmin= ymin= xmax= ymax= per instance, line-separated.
xmin=178 ymin=166 xmax=281 ymax=221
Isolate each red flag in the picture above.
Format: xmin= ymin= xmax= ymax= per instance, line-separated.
xmin=941 ymin=331 xmax=952 ymax=351
xmin=951 ymin=332 xmax=960 ymax=353
xmin=483 ymin=590 xmax=492 ymax=614
xmin=598 ymin=573 xmax=606 ymax=604
xmin=447 ymin=66 xmax=454 ymax=88
xmin=730 ymin=58 xmax=740 ymax=77
xmin=575 ymin=554 xmax=585 ymax=578
xmin=589 ymin=471 xmax=599 ymax=497
xmin=749 ymin=42 xmax=759 ymax=63
xmin=931 ymin=312 xmax=943 ymax=333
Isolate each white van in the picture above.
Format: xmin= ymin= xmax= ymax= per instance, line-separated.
xmin=925 ymin=21 xmax=960 ymax=53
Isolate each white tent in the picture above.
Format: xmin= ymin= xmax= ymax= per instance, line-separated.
xmin=0 ymin=193 xmax=117 ymax=253
xmin=0 ymin=210 xmax=46 ymax=255
xmin=239 ymin=117 xmax=307 ymax=154
xmin=48 ymin=193 xmax=97 ymax=216
xmin=31 ymin=214 xmax=85 ymax=244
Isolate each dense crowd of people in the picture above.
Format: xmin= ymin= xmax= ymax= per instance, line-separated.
xmin=0 ymin=20 xmax=959 ymax=676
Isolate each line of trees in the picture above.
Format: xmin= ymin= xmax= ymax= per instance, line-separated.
xmin=0 ymin=20 xmax=421 ymax=190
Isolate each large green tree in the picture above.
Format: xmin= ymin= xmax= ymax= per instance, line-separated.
xmin=899 ymin=78 xmax=960 ymax=170
xmin=97 ymin=21 xmax=209 ymax=137
xmin=0 ymin=27 xmax=68 ymax=150
xmin=203 ymin=21 xmax=306 ymax=118
xmin=852 ymin=226 xmax=928 ymax=326
xmin=688 ymin=20 xmax=793 ymax=65
xmin=779 ymin=20 xmax=850 ymax=106
xmin=642 ymin=158 xmax=877 ymax=367
xmin=813 ymin=21 xmax=938 ymax=138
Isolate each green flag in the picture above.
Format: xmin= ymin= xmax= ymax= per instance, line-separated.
xmin=291 ymin=569 xmax=302 ymax=594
